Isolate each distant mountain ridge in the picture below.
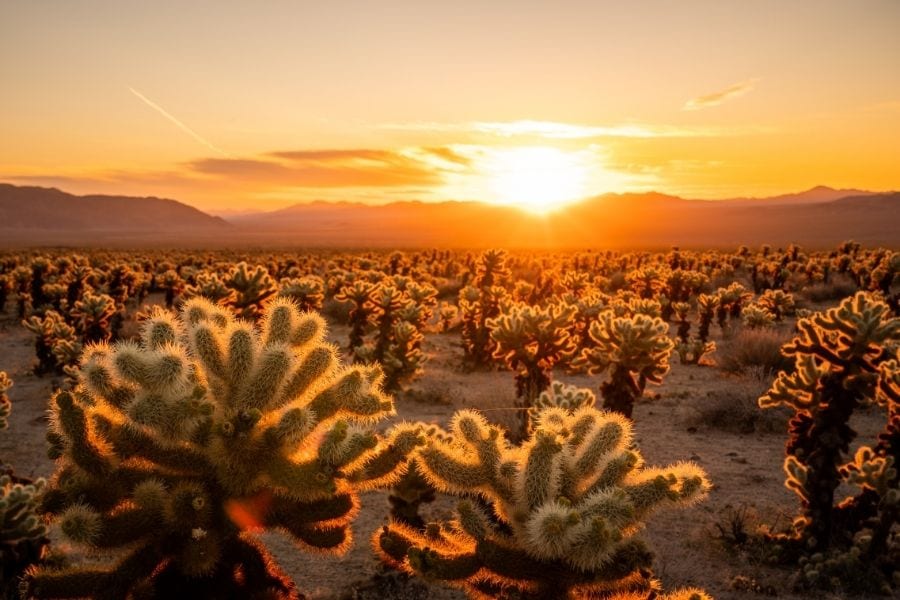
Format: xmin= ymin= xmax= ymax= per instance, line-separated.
xmin=229 ymin=186 xmax=899 ymax=248
xmin=0 ymin=184 xmax=229 ymax=232
xmin=0 ymin=183 xmax=897 ymax=248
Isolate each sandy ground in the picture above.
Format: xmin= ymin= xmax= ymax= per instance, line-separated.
xmin=0 ymin=310 xmax=890 ymax=600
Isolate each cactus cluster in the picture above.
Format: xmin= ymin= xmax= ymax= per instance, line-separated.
xmin=24 ymin=299 xmax=421 ymax=599
xmin=376 ymin=405 xmax=710 ymax=599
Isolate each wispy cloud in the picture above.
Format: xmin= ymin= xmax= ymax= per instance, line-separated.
xmin=378 ymin=119 xmax=725 ymax=139
xmin=683 ymin=78 xmax=760 ymax=111
xmin=128 ymin=87 xmax=231 ymax=157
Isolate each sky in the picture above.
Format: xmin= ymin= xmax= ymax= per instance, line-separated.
xmin=2 ymin=0 xmax=899 ymax=214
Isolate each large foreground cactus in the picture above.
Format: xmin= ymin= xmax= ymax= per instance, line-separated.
xmin=760 ymin=292 xmax=899 ymax=591
xmin=24 ymin=298 xmax=421 ymax=600
xmin=376 ymin=405 xmax=710 ymax=600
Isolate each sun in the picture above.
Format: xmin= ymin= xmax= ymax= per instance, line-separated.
xmin=484 ymin=146 xmax=589 ymax=214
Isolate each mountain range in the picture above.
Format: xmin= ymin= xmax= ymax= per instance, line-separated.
xmin=0 ymin=183 xmax=897 ymax=248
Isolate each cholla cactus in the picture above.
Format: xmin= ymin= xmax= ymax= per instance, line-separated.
xmin=437 ymin=302 xmax=459 ymax=333
xmin=1 ymin=372 xmax=50 ymax=597
xmin=757 ymin=289 xmax=795 ymax=321
xmin=23 ymin=311 xmax=79 ymax=375
xmin=716 ymin=283 xmax=752 ymax=331
xmin=671 ymin=302 xmax=692 ymax=343
xmin=182 ymin=272 xmax=234 ymax=305
xmin=460 ymin=250 xmax=511 ymax=368
xmin=72 ymin=291 xmax=119 ymax=343
xmin=528 ymin=382 xmax=595 ymax=429
xmin=352 ymin=284 xmax=428 ymax=392
xmin=335 ymin=280 xmax=377 ymax=353
xmin=575 ymin=312 xmax=674 ymax=419
xmin=627 ymin=265 xmax=667 ymax=299
xmin=0 ymin=274 xmax=11 ymax=314
xmin=2 ymin=474 xmax=49 ymax=597
xmin=376 ymin=407 xmax=710 ymax=600
xmin=741 ymin=304 xmax=775 ymax=330
xmin=488 ymin=303 xmax=577 ymax=438
xmin=158 ymin=269 xmax=184 ymax=309
xmin=24 ymin=298 xmax=422 ymax=599
xmin=278 ymin=276 xmax=325 ymax=313
xmin=0 ymin=372 xmax=10 ymax=430
xmin=759 ymin=292 xmax=899 ymax=589
xmin=675 ymin=338 xmax=716 ymax=366
xmin=224 ymin=262 xmax=277 ymax=320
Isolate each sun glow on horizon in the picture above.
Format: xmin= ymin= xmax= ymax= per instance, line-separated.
xmin=483 ymin=146 xmax=589 ymax=214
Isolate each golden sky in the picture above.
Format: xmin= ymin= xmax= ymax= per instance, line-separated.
xmin=2 ymin=1 xmax=899 ymax=214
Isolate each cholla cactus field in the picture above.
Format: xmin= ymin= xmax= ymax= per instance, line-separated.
xmin=0 ymin=242 xmax=896 ymax=599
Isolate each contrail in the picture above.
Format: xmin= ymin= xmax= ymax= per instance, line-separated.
xmin=128 ymin=87 xmax=230 ymax=157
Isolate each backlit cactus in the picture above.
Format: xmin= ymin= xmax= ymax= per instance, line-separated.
xmin=488 ymin=302 xmax=577 ymax=438
xmin=757 ymin=289 xmax=795 ymax=322
xmin=675 ymin=338 xmax=716 ymax=366
xmin=741 ymin=303 xmax=775 ymax=329
xmin=71 ymin=291 xmax=119 ymax=344
xmin=352 ymin=283 xmax=429 ymax=392
xmin=376 ymin=406 xmax=710 ymax=599
xmin=224 ymin=262 xmax=278 ymax=320
xmin=1 ymin=474 xmax=48 ymax=598
xmin=575 ymin=312 xmax=674 ymax=418
xmin=759 ymin=292 xmax=899 ymax=591
xmin=460 ymin=249 xmax=511 ymax=368
xmin=528 ymin=382 xmax=596 ymax=430
xmin=24 ymin=298 xmax=421 ymax=599
xmin=182 ymin=272 xmax=234 ymax=305
xmin=278 ymin=275 xmax=325 ymax=313
xmin=23 ymin=311 xmax=79 ymax=375
xmin=0 ymin=372 xmax=10 ymax=430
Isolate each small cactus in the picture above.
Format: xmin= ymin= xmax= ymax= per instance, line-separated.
xmin=574 ymin=312 xmax=674 ymax=419
xmin=488 ymin=302 xmax=577 ymax=438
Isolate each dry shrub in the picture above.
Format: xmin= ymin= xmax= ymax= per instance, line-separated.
xmin=689 ymin=382 xmax=788 ymax=434
xmin=718 ymin=328 xmax=793 ymax=379
xmin=801 ymin=275 xmax=857 ymax=303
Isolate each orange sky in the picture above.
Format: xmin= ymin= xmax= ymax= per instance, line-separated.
xmin=2 ymin=1 xmax=899 ymax=213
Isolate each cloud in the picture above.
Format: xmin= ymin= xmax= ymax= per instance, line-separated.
xmin=186 ymin=148 xmax=441 ymax=187
xmin=378 ymin=119 xmax=726 ymax=139
xmin=683 ymin=78 xmax=760 ymax=111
